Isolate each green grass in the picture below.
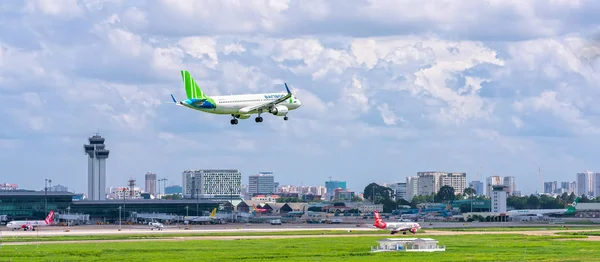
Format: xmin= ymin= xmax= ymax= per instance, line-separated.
xmin=0 ymin=229 xmax=401 ymax=243
xmin=431 ymin=226 xmax=600 ymax=232
xmin=0 ymin=234 xmax=594 ymax=261
xmin=557 ymin=231 xmax=600 ymax=236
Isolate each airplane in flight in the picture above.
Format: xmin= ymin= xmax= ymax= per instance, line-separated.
xmin=373 ymin=210 xmax=421 ymax=235
xmin=6 ymin=210 xmax=54 ymax=231
xmin=170 ymin=70 xmax=302 ymax=125
xmin=506 ymin=197 xmax=580 ymax=217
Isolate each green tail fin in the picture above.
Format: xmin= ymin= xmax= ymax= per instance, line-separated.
xmin=181 ymin=70 xmax=207 ymax=99
xmin=565 ymin=197 xmax=580 ymax=215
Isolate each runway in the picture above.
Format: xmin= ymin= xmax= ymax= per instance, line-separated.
xmin=0 ymin=223 xmax=377 ymax=237
xmin=2 ymin=221 xmax=598 ymax=237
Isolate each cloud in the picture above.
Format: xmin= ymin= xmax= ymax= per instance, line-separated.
xmin=1 ymin=1 xmax=600 ymax=195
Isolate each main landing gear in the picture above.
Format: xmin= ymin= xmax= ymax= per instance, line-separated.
xmin=230 ymin=115 xmax=239 ymax=125
xmin=255 ymin=116 xmax=263 ymax=123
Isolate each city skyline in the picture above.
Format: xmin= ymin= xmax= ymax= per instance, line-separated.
xmin=1 ymin=2 xmax=600 ymax=195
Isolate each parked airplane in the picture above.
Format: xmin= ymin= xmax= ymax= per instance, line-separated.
xmin=184 ymin=208 xmax=218 ymax=222
xmin=252 ymin=205 xmax=269 ymax=214
xmin=170 ymin=70 xmax=302 ymax=125
xmin=149 ymin=221 xmax=164 ymax=230
xmin=506 ymin=197 xmax=580 ymax=217
xmin=373 ymin=210 xmax=421 ymax=235
xmin=6 ymin=210 xmax=54 ymax=231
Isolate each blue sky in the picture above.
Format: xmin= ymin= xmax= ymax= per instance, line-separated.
xmin=1 ymin=0 xmax=600 ymax=195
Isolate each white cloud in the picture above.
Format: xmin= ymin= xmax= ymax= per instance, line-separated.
xmin=2 ymin=1 xmax=600 ymax=194
xmin=24 ymin=0 xmax=84 ymax=18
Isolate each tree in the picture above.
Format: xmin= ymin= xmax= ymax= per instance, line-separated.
xmin=396 ymin=199 xmax=411 ymax=206
xmin=351 ymin=196 xmax=362 ymax=202
xmin=464 ymin=187 xmax=476 ymax=198
xmin=436 ymin=186 xmax=455 ymax=202
xmin=363 ymin=183 xmax=393 ymax=203
xmin=381 ymin=198 xmax=398 ymax=213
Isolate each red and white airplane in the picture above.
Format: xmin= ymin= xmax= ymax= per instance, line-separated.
xmin=373 ymin=210 xmax=421 ymax=235
xmin=6 ymin=210 xmax=54 ymax=231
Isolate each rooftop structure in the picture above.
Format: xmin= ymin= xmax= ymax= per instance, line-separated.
xmin=371 ymin=238 xmax=446 ymax=252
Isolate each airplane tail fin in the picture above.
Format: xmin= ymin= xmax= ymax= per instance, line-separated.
xmin=373 ymin=210 xmax=382 ymax=222
xmin=45 ymin=210 xmax=54 ymax=224
xmin=566 ymin=197 xmax=580 ymax=214
xmin=181 ymin=70 xmax=207 ymax=99
xmin=210 ymin=208 xmax=217 ymax=218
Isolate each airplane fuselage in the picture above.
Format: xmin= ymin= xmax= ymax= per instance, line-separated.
xmin=6 ymin=220 xmax=48 ymax=230
xmin=506 ymin=209 xmax=567 ymax=216
xmin=179 ymin=93 xmax=302 ymax=115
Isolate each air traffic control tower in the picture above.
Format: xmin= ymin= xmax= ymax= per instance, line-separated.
xmin=84 ymin=134 xmax=110 ymax=200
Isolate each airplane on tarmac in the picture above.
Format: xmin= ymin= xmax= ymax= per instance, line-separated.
xmin=252 ymin=205 xmax=269 ymax=214
xmin=184 ymin=208 xmax=218 ymax=223
xmin=170 ymin=70 xmax=302 ymax=125
xmin=506 ymin=197 xmax=580 ymax=217
xmin=6 ymin=210 xmax=54 ymax=231
xmin=373 ymin=210 xmax=421 ymax=235
xmin=148 ymin=221 xmax=165 ymax=230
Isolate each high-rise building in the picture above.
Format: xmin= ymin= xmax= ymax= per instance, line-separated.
xmin=544 ymin=181 xmax=557 ymax=194
xmin=83 ymin=134 xmax=110 ymax=200
xmin=595 ymin=173 xmax=600 ymax=198
xmin=406 ymin=176 xmax=418 ymax=202
xmin=383 ymin=182 xmax=407 ymax=201
xmin=325 ymin=180 xmax=346 ymax=201
xmin=416 ymin=172 xmax=467 ymax=196
xmin=145 ymin=172 xmax=157 ymax=196
xmin=469 ymin=181 xmax=484 ymax=196
xmin=503 ymin=176 xmax=516 ymax=196
xmin=560 ymin=181 xmax=576 ymax=195
xmin=577 ymin=171 xmax=594 ymax=197
xmin=248 ymin=172 xmax=275 ymax=196
xmin=491 ymin=185 xmax=508 ymax=213
xmin=486 ymin=176 xmax=503 ymax=198
xmin=182 ymin=169 xmax=242 ymax=198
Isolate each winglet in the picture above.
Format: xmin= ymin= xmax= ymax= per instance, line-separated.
xmin=170 ymin=94 xmax=177 ymax=103
xmin=284 ymin=83 xmax=291 ymax=94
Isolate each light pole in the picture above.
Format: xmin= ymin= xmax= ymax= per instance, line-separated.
xmin=44 ymin=179 xmax=48 ymax=214
xmin=196 ymin=188 xmax=199 ymax=216
xmin=118 ymin=206 xmax=122 ymax=231
xmin=67 ymin=206 xmax=71 ymax=229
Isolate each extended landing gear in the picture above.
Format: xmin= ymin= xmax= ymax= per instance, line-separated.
xmin=284 ymin=116 xmax=288 ymax=121
xmin=230 ymin=115 xmax=239 ymax=125
xmin=255 ymin=116 xmax=263 ymax=123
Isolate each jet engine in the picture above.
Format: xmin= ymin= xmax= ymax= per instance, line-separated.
xmin=269 ymin=105 xmax=289 ymax=116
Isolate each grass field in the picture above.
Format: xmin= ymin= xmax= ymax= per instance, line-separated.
xmin=432 ymin=225 xmax=600 ymax=232
xmin=0 ymin=229 xmax=398 ymax=243
xmin=557 ymin=231 xmax=600 ymax=236
xmin=0 ymin=233 xmax=595 ymax=261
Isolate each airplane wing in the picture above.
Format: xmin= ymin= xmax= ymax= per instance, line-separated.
xmin=239 ymin=84 xmax=292 ymax=114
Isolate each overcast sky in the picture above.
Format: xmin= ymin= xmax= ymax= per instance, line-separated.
xmin=1 ymin=0 xmax=600 ymax=195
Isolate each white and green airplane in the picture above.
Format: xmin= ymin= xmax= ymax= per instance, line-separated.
xmin=170 ymin=70 xmax=302 ymax=125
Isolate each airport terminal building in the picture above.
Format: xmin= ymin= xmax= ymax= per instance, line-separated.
xmin=0 ymin=190 xmax=225 ymax=222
